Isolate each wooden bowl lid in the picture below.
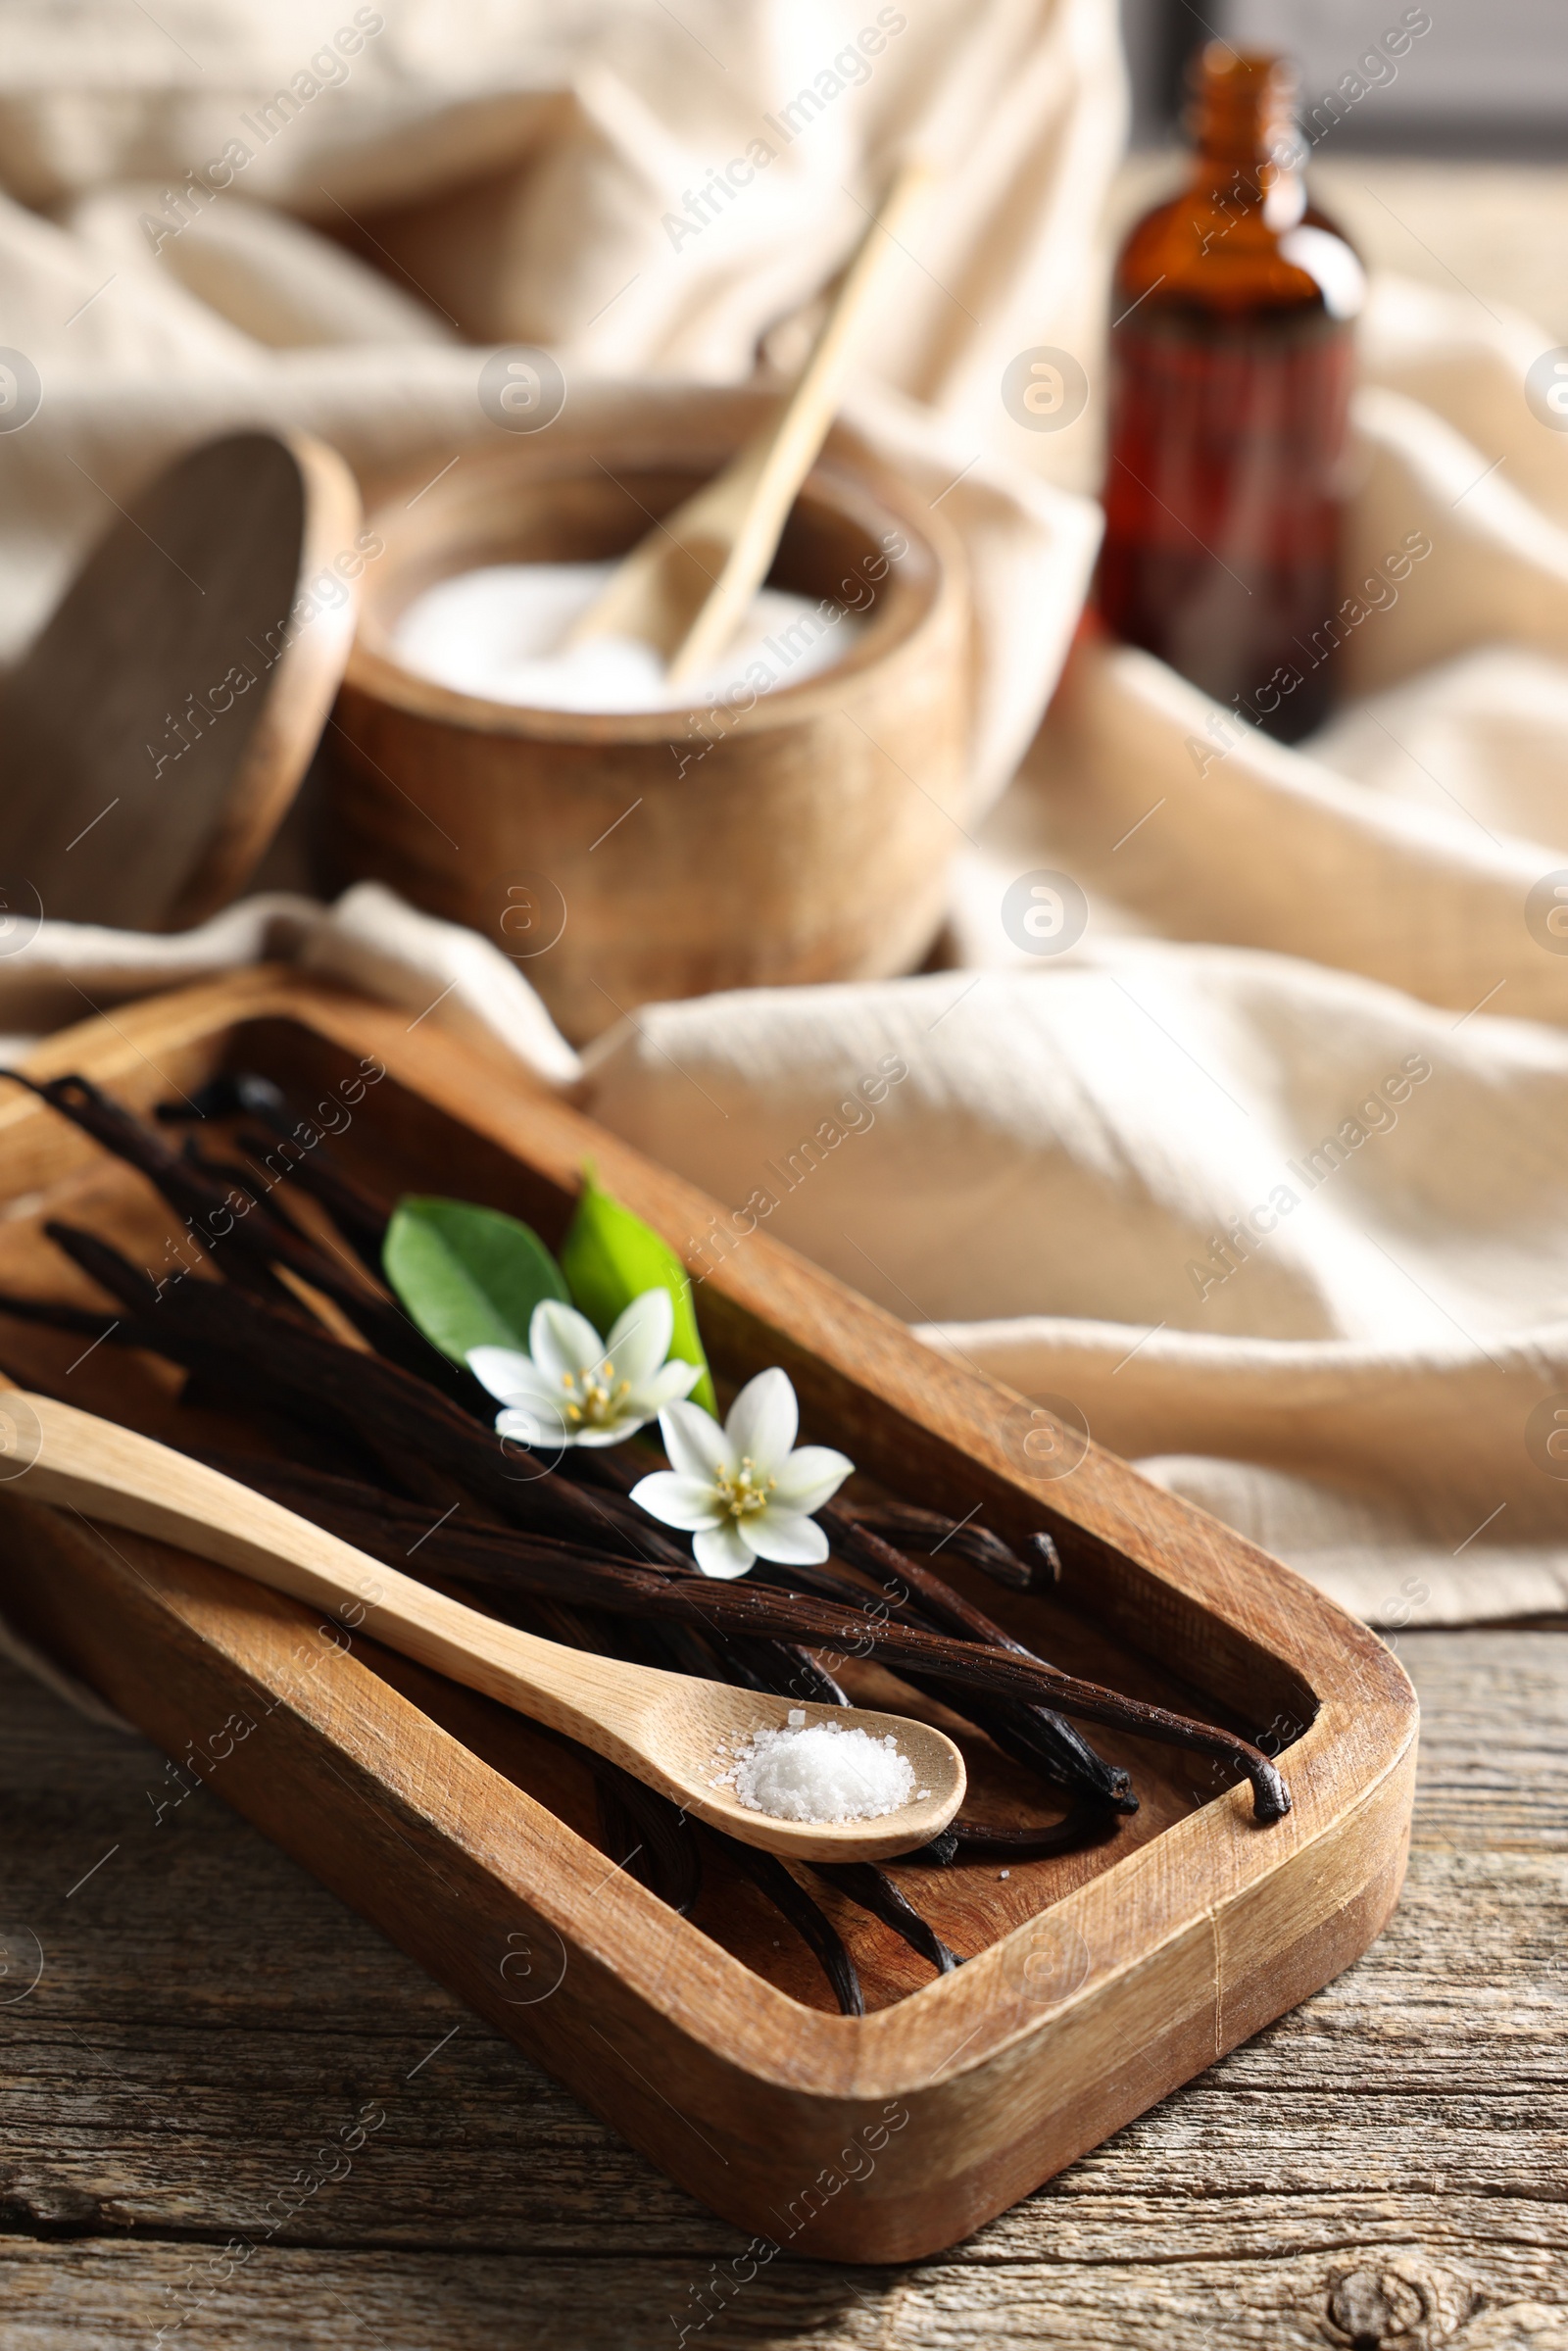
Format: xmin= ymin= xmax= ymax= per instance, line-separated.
xmin=0 ymin=430 xmax=363 ymax=933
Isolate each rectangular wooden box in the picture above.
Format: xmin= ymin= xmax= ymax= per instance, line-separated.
xmin=0 ymin=970 xmax=1417 ymax=2262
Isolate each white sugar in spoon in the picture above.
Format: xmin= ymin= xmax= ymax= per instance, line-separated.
xmin=14 ymin=1391 xmax=965 ymax=1863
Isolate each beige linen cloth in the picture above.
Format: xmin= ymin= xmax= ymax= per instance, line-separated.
xmin=3 ymin=0 xmax=1568 ymax=1631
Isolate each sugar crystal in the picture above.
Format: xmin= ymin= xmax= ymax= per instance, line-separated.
xmin=717 ymin=1720 xmax=917 ymax=1825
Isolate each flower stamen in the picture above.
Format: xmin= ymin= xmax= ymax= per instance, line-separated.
xmin=712 ymin=1458 xmax=779 ymax=1522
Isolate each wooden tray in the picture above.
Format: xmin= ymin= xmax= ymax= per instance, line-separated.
xmin=0 ymin=970 xmax=1418 ymax=2263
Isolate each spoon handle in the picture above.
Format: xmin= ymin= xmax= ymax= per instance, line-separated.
xmin=662 ymin=158 xmax=933 ymax=688
xmin=17 ymin=1389 xmax=671 ymax=1776
xmin=565 ymin=160 xmax=933 ymax=679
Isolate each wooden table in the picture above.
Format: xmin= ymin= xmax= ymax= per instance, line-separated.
xmin=1 ymin=1627 xmax=1563 ymax=2349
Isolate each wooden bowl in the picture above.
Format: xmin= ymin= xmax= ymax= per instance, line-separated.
xmin=323 ymin=416 xmax=970 ymax=1043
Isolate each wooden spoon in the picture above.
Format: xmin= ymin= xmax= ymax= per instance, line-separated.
xmin=15 ymin=1391 xmax=965 ymax=1863
xmin=567 ymin=162 xmax=931 ymax=690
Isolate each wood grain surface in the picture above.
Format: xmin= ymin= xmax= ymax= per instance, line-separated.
xmin=0 ymin=1627 xmax=1560 ymax=2350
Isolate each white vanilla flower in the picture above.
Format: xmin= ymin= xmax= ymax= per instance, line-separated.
xmin=467 ymin=1289 xmax=698 ymax=1448
xmin=630 ymin=1367 xmax=854 ymax=1579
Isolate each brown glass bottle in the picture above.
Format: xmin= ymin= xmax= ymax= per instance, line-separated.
xmin=1096 ymin=48 xmax=1363 ymax=742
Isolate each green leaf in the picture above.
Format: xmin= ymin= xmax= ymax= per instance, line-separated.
xmin=382 ymin=1196 xmax=568 ymax=1367
xmin=560 ymin=1169 xmax=715 ymax=1413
